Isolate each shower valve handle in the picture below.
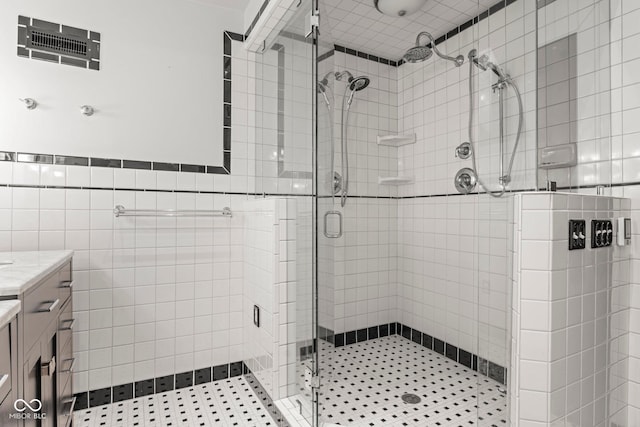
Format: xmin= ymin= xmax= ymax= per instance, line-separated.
xmin=455 ymin=142 xmax=472 ymax=160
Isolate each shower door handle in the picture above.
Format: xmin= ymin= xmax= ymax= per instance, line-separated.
xmin=324 ymin=211 xmax=342 ymax=238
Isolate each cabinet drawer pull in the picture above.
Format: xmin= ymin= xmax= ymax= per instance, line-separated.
xmin=0 ymin=374 xmax=8 ymax=389
xmin=60 ymin=281 xmax=73 ymax=289
xmin=38 ymin=299 xmax=60 ymax=313
xmin=41 ymin=356 xmax=56 ymax=377
xmin=63 ymin=358 xmax=76 ymax=373
xmin=60 ymin=318 xmax=75 ymax=331
xmin=63 ymin=396 xmax=76 ymax=417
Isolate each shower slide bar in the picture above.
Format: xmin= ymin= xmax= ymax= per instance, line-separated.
xmin=113 ymin=205 xmax=232 ymax=218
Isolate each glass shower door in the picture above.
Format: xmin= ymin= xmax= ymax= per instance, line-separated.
xmin=253 ymin=0 xmax=319 ymax=424
xmin=312 ymin=0 xmax=337 ymax=424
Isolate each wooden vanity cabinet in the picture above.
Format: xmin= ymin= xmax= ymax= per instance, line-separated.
xmin=0 ymin=314 xmax=19 ymax=427
xmin=13 ymin=260 xmax=73 ymax=427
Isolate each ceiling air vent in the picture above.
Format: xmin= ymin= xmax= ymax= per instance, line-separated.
xmin=17 ymin=16 xmax=100 ymax=70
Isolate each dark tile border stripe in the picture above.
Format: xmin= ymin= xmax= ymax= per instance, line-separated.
xmin=334 ymin=44 xmax=400 ymax=67
xmin=2 ymin=30 xmax=240 ymax=176
xmin=221 ymin=30 xmax=241 ymax=175
xmin=318 ymin=49 xmax=335 ymax=63
xmin=329 ymin=322 xmax=507 ymax=386
xmin=244 ymin=0 xmax=270 ymax=40
xmin=73 ymin=361 xmax=246 ymax=411
xmin=269 ymin=43 xmax=313 ymax=180
xmin=245 ymin=371 xmax=291 ymax=427
xmin=0 ymin=181 xmax=626 ymax=199
xmin=54 ymin=155 xmax=88 ymax=166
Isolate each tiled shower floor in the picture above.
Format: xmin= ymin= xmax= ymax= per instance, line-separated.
xmin=75 ymin=335 xmax=507 ymax=427
xmin=279 ymin=335 xmax=507 ymax=427
xmin=73 ymin=376 xmax=276 ymax=427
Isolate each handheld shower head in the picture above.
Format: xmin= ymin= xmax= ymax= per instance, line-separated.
xmin=469 ymin=50 xmax=509 ymax=81
xmin=336 ymin=72 xmax=370 ymax=103
xmin=349 ymin=76 xmax=370 ymax=92
xmin=405 ymin=32 xmax=464 ymax=66
xmin=317 ymin=72 xmax=334 ymax=107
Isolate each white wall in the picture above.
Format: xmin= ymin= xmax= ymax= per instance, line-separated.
xmin=537 ymin=0 xmax=612 ymax=188
xmin=0 ymin=1 xmax=254 ymax=395
xmin=510 ymin=192 xmax=630 ymax=426
xmin=397 ymin=0 xmax=538 ymax=197
xmin=328 ymin=51 xmax=399 ymax=335
xmin=612 ymin=0 xmax=640 ymax=423
xmin=0 ymin=0 xmax=242 ymax=166
xmin=255 ymin=33 xmax=313 ymax=195
xmin=395 ymin=0 xmax=537 ymax=370
xmin=0 ymin=185 xmax=248 ymax=393
xmin=535 ymin=0 xmax=640 ymax=423
xmin=242 ymin=197 xmax=300 ymax=401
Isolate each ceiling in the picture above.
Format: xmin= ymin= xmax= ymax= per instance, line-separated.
xmin=320 ymin=0 xmax=497 ymax=61
xmin=186 ymin=0 xmax=249 ymax=10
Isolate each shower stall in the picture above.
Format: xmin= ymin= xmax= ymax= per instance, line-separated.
xmin=251 ymin=0 xmax=625 ymax=426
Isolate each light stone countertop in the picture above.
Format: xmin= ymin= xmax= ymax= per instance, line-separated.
xmin=0 ymin=250 xmax=74 ymax=297
xmin=0 ymin=300 xmax=20 ymax=329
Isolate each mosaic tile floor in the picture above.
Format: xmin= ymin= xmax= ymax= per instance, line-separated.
xmin=73 ymin=376 xmax=277 ymax=427
xmin=279 ymin=335 xmax=507 ymax=427
xmin=75 ymin=335 xmax=507 ymax=427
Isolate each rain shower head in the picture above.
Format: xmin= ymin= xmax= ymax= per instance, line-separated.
xmin=403 ymin=45 xmax=433 ymax=63
xmin=349 ymin=76 xmax=370 ymax=91
xmin=404 ymin=31 xmax=464 ymax=66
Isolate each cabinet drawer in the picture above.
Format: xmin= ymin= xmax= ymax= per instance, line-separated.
xmin=58 ymin=376 xmax=75 ymax=427
xmin=58 ymin=338 xmax=74 ymax=399
xmin=23 ymin=272 xmax=60 ymax=353
xmin=58 ymin=262 xmax=73 ymax=304
xmin=0 ymin=324 xmax=11 ymax=404
xmin=58 ymin=300 xmax=74 ymax=352
xmin=0 ymin=392 xmax=18 ymax=427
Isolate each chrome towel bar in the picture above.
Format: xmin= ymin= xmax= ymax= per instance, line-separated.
xmin=114 ymin=205 xmax=232 ymax=218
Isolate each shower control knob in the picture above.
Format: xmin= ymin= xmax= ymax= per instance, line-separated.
xmin=80 ymin=105 xmax=95 ymax=116
xmin=454 ymin=168 xmax=477 ymax=194
xmin=19 ymin=98 xmax=37 ymax=110
xmin=455 ymin=142 xmax=472 ymax=159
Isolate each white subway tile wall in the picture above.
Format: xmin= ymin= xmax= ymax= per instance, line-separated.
xmin=538 ymin=0 xmax=613 ymax=188
xmin=0 ymin=34 xmax=254 ymax=395
xmin=395 ymin=0 xmax=537 ymax=374
xmin=331 ymin=197 xmax=398 ymax=334
xmin=242 ymin=197 xmax=310 ymax=400
xmin=622 ymin=182 xmax=640 ymax=425
xmin=331 ymin=52 xmax=399 ymax=198
xmin=4 ymin=0 xmax=640 ymax=424
xmin=254 ymin=30 xmax=314 ymax=195
xmin=397 ymin=0 xmax=538 ymax=197
xmin=511 ymin=192 xmax=631 ymax=425
xmin=614 ymin=0 xmax=640 ymax=423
